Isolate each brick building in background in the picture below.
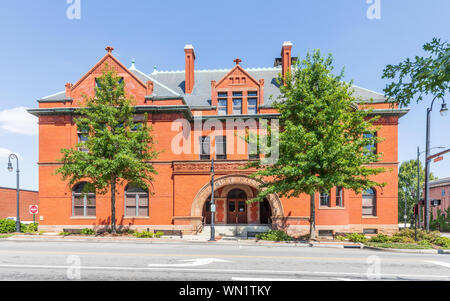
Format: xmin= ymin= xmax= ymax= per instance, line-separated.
xmin=28 ymin=42 xmax=409 ymax=236
xmin=0 ymin=187 xmax=39 ymax=222
xmin=430 ymin=177 xmax=450 ymax=217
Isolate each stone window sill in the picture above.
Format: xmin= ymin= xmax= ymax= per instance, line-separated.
xmin=124 ymin=216 xmax=150 ymax=219
xmin=362 ymin=216 xmax=378 ymax=219
xmin=319 ymin=206 xmax=345 ymax=210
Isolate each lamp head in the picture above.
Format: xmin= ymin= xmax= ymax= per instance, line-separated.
xmin=440 ymin=102 xmax=448 ymax=117
xmin=7 ymin=161 xmax=13 ymax=172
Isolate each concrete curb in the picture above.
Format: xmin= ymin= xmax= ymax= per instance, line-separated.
xmin=4 ymin=235 xmax=361 ymax=249
xmin=363 ymin=245 xmax=450 ymax=254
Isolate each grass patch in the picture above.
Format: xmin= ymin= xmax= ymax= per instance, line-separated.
xmin=366 ymin=242 xmax=433 ymax=249
xmin=0 ymin=234 xmax=14 ymax=239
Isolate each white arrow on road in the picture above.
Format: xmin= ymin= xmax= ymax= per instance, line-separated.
xmin=148 ymin=258 xmax=231 ymax=268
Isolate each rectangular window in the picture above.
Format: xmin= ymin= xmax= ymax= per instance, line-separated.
xmin=73 ymin=195 xmax=96 ymax=217
xmin=363 ymin=229 xmax=378 ymax=234
xmin=442 ymin=189 xmax=446 ymax=197
xmin=232 ymin=92 xmax=242 ymax=115
xmin=199 ymin=136 xmax=210 ymax=160
xmin=364 ymin=132 xmax=377 ymax=155
xmin=320 ymin=192 xmax=330 ymax=207
xmin=362 ymin=195 xmax=376 ymax=216
xmin=125 ymin=194 xmax=149 ymax=217
xmin=77 ymin=128 xmax=89 ymax=153
xmin=247 ymin=98 xmax=257 ymax=115
xmin=336 ymin=187 xmax=343 ymax=207
xmin=215 ymin=136 xmax=227 ymax=160
xmin=218 ymin=98 xmax=227 ymax=115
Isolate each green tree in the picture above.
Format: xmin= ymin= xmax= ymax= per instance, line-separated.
xmin=383 ymin=38 xmax=449 ymax=107
xmin=56 ymin=65 xmax=159 ymax=233
xmin=398 ymin=159 xmax=437 ymax=224
xmin=247 ymin=50 xmax=386 ymax=240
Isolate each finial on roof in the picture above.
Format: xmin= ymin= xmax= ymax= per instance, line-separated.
xmin=153 ymin=65 xmax=157 ymax=73
xmin=130 ymin=59 xmax=136 ymax=69
xmin=105 ymin=46 xmax=114 ymax=53
xmin=234 ymin=58 xmax=242 ymax=65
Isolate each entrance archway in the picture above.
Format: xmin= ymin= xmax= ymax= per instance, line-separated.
xmin=192 ymin=174 xmax=284 ymax=224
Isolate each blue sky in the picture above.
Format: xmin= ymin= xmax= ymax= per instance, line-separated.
xmin=0 ymin=0 xmax=449 ymax=190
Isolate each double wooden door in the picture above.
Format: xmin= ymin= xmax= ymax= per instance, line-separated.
xmin=227 ymin=199 xmax=247 ymax=224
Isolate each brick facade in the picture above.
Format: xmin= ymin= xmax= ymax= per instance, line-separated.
xmin=29 ymin=42 xmax=408 ymax=236
xmin=0 ymin=187 xmax=39 ymax=222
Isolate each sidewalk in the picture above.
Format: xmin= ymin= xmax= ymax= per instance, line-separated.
xmin=3 ymin=233 xmax=363 ymax=249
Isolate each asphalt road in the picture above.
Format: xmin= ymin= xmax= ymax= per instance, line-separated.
xmin=0 ymin=240 xmax=449 ymax=281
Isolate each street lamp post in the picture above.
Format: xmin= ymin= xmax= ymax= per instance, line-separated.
xmin=424 ymin=98 xmax=448 ymax=231
xmin=209 ymin=159 xmax=216 ymax=242
xmin=7 ymin=154 xmax=20 ymax=233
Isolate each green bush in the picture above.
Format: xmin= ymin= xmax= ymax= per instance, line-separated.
xmin=133 ymin=231 xmax=154 ymax=238
xmin=256 ymin=230 xmax=293 ymax=242
xmin=335 ymin=235 xmax=346 ymax=241
xmin=59 ymin=232 xmax=71 ymax=236
xmin=391 ymin=235 xmax=415 ymax=243
xmin=80 ymin=228 xmax=95 ymax=235
xmin=369 ymin=234 xmax=392 ymax=243
xmin=0 ymin=219 xmax=17 ymax=233
xmin=154 ymin=231 xmax=164 ymax=238
xmin=429 ymin=236 xmax=450 ymax=248
xmin=346 ymin=233 xmax=368 ymax=243
xmin=418 ymin=240 xmax=433 ymax=248
xmin=21 ymin=223 xmax=38 ymax=233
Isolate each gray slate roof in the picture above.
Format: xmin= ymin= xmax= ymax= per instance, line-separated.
xmin=430 ymin=177 xmax=450 ymax=187
xmin=39 ymin=64 xmax=390 ymax=107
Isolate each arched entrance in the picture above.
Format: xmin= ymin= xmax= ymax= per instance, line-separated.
xmin=193 ymin=174 xmax=284 ymax=225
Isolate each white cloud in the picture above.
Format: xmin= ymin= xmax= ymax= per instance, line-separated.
xmin=0 ymin=107 xmax=38 ymax=136
xmin=0 ymin=147 xmax=22 ymax=160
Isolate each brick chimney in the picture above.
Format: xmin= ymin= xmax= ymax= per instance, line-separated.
xmin=184 ymin=44 xmax=195 ymax=94
xmin=65 ymin=83 xmax=73 ymax=98
xmin=281 ymin=41 xmax=293 ymax=81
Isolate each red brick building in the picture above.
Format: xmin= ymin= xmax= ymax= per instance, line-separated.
xmin=430 ymin=177 xmax=450 ymax=217
xmin=28 ymin=42 xmax=409 ymax=236
xmin=0 ymin=187 xmax=39 ymax=222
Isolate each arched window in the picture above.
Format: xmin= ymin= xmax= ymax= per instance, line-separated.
xmin=362 ymin=188 xmax=376 ymax=216
xmin=125 ymin=184 xmax=149 ymax=217
xmin=72 ymin=182 xmax=96 ymax=217
xmin=227 ymin=189 xmax=247 ymax=199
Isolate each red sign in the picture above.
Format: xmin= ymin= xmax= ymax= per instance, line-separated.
xmin=434 ymin=156 xmax=444 ymax=163
xmin=29 ymin=205 xmax=38 ymax=215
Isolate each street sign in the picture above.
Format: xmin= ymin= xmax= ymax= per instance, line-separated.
xmin=29 ymin=205 xmax=38 ymax=215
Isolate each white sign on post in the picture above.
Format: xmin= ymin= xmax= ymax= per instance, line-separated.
xmin=29 ymin=205 xmax=39 ymax=215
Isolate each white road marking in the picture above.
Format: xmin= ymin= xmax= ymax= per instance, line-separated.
xmin=334 ymin=278 xmax=363 ymax=281
xmin=148 ymin=258 xmax=231 ymax=267
xmin=0 ymin=264 xmax=449 ymax=280
xmin=426 ymin=261 xmax=450 ymax=269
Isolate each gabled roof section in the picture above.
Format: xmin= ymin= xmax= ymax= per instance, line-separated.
xmin=71 ymin=49 xmax=147 ymax=90
xmin=215 ymin=63 xmax=261 ymax=88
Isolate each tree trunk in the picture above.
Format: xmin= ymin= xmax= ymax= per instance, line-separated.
xmin=111 ymin=177 xmax=117 ymax=234
xmin=309 ymin=193 xmax=316 ymax=241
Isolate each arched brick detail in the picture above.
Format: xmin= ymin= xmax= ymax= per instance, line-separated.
xmin=190 ymin=174 xmax=284 ymax=218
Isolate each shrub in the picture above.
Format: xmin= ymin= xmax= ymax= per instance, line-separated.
xmin=59 ymin=232 xmax=71 ymax=236
xmin=346 ymin=233 xmax=368 ymax=243
xmin=80 ymin=228 xmax=95 ymax=235
xmin=429 ymin=236 xmax=450 ymax=248
xmin=391 ymin=235 xmax=415 ymax=243
xmin=0 ymin=219 xmax=17 ymax=233
xmin=154 ymin=231 xmax=164 ymax=238
xmin=22 ymin=223 xmax=38 ymax=233
xmin=133 ymin=231 xmax=154 ymax=238
xmin=335 ymin=235 xmax=346 ymax=241
xmin=256 ymin=230 xmax=293 ymax=242
xmin=418 ymin=240 xmax=432 ymax=248
xmin=369 ymin=234 xmax=391 ymax=243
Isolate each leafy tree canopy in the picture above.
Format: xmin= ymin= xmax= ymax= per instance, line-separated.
xmin=383 ymin=38 xmax=449 ymax=107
